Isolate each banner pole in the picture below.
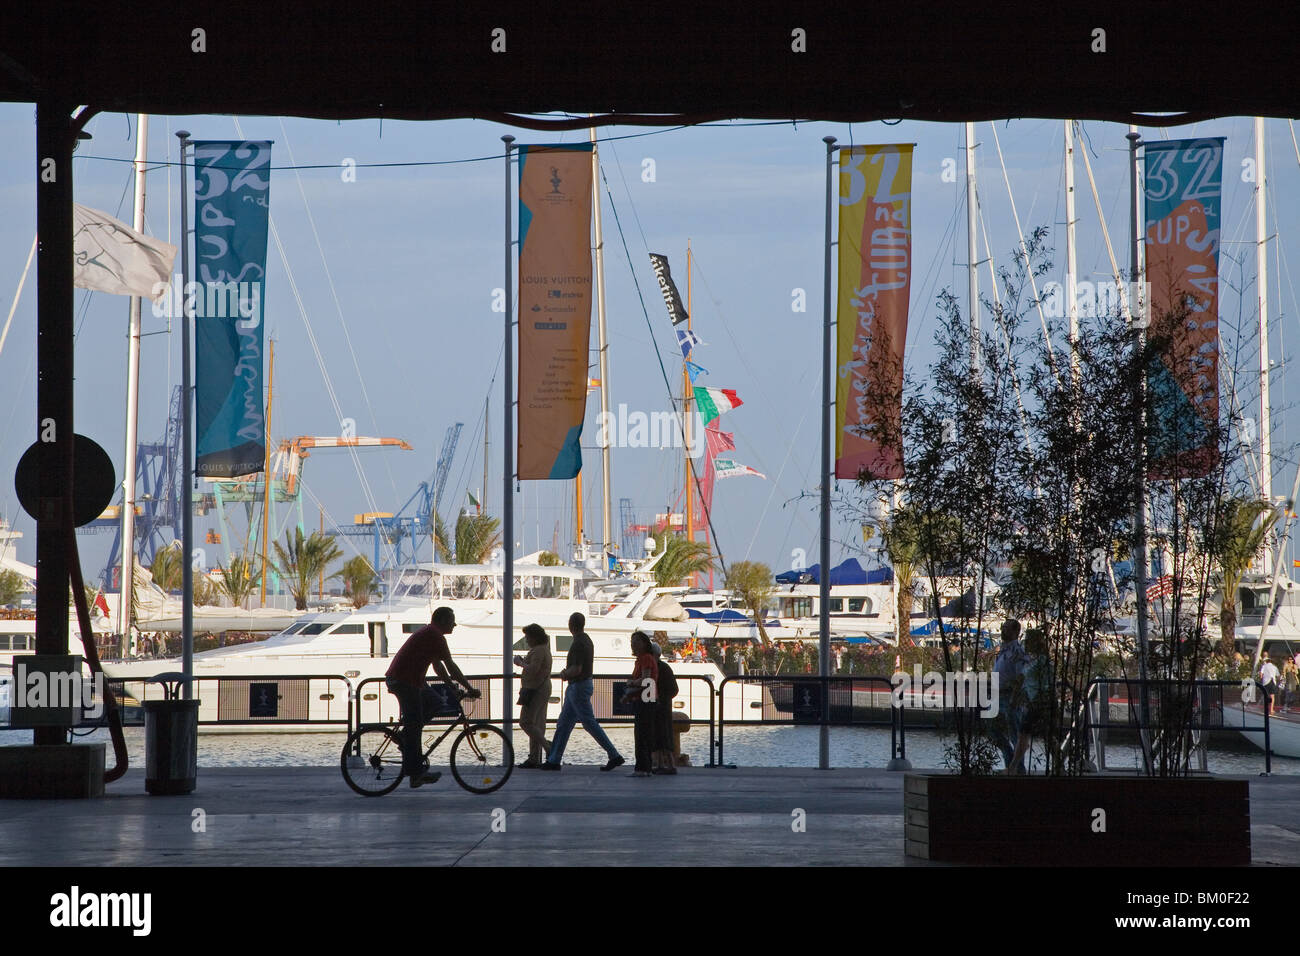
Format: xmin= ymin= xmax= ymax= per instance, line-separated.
xmin=502 ymin=135 xmax=515 ymax=737
xmin=1128 ymin=127 xmax=1152 ymax=773
xmin=177 ymin=130 xmax=194 ymax=699
xmin=820 ymin=136 xmax=836 ymax=770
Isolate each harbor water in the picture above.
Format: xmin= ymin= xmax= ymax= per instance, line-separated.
xmin=1 ymin=725 xmax=1288 ymax=775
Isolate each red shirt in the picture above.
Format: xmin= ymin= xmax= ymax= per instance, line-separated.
xmin=632 ymin=653 xmax=658 ymax=685
xmin=386 ymin=623 xmax=450 ymax=687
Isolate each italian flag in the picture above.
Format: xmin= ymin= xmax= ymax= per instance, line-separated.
xmin=693 ymin=386 xmax=743 ymax=424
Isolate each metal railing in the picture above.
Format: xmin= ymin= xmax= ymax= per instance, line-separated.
xmin=0 ymin=673 xmax=356 ymax=731
xmin=351 ymin=672 xmax=718 ymax=767
xmin=1064 ymin=677 xmax=1271 ymax=775
xmin=715 ymin=675 xmax=905 ymax=768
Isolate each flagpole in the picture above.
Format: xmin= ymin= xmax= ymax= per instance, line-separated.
xmin=118 ymin=114 xmax=148 ymax=654
xmin=502 ymin=134 xmax=515 ymax=738
xmin=820 ymin=136 xmax=836 ymax=771
xmin=589 ymin=122 xmax=614 ymax=555
xmin=1128 ymin=127 xmax=1152 ymax=772
xmin=177 ymin=129 xmax=194 ymax=699
xmin=684 ymin=241 xmax=694 ymax=579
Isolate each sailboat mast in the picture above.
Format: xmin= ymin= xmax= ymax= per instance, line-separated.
xmin=1257 ymin=117 xmax=1273 ymax=560
xmin=259 ymin=338 xmax=275 ymax=606
xmin=1065 ymin=119 xmax=1080 ymax=385
xmin=684 ymin=241 xmax=695 ymax=582
xmin=119 ymin=113 xmax=149 ymax=652
xmin=966 ymin=122 xmax=979 ymax=371
xmin=482 ymin=394 xmax=489 ymax=516
xmin=589 ymin=124 xmax=613 ymax=554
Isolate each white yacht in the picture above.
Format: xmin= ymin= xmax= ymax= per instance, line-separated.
xmin=102 ymin=562 xmax=750 ymax=732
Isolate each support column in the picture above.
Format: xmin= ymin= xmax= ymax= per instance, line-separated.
xmin=34 ymin=101 xmax=79 ymax=746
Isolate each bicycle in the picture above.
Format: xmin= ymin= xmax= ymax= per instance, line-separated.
xmin=341 ymin=685 xmax=513 ymax=796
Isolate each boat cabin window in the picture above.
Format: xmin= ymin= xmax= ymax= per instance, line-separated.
xmin=299 ymin=623 xmax=332 ymax=635
xmin=282 ymin=622 xmax=309 ymax=635
xmin=848 ymin=598 xmax=867 ymax=613
xmin=782 ymin=597 xmax=813 ymax=618
xmin=828 ymin=598 xmax=843 ymax=612
xmin=403 ymin=623 xmax=424 ymax=634
xmin=555 ymin=634 xmax=574 ymax=653
xmin=329 ymin=624 xmax=364 ymax=635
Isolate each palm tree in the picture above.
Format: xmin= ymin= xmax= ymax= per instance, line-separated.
xmin=151 ymin=542 xmax=184 ymax=592
xmin=0 ymin=569 xmax=27 ymax=607
xmin=217 ymin=552 xmax=261 ymax=609
xmin=726 ymin=560 xmax=774 ymax=645
xmin=453 ymin=512 xmax=502 ymax=565
xmin=432 ymin=511 xmax=451 ymax=563
xmin=1207 ymin=497 xmax=1280 ymax=656
xmin=272 ymin=527 xmax=343 ymax=610
xmin=335 ymin=555 xmax=381 ymax=609
xmin=651 ymin=534 xmax=714 ymax=588
xmin=881 ymin=505 xmax=925 ymax=645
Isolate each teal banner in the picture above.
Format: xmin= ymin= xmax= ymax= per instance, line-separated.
xmin=192 ymin=140 xmax=272 ymax=477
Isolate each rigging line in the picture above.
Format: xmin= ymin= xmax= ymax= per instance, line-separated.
xmin=689 ymin=251 xmax=799 ymax=478
xmin=976 ymin=189 xmax=1035 ymax=461
xmin=989 ymin=121 xmax=1058 ymax=377
xmin=71 ymin=123 xmax=749 ymax=176
xmin=599 ymin=163 xmax=730 ymax=575
xmin=273 ymin=116 xmax=400 ymax=511
xmin=264 ymin=211 xmax=396 ymax=570
xmin=234 ymin=119 xmax=395 ymax=569
xmin=909 ymin=184 xmax=963 ymax=349
xmin=744 ymin=398 xmax=812 ymax=562
xmin=604 ymin=136 xmax=650 ymax=251
xmin=447 ymin=341 xmax=503 ymax=530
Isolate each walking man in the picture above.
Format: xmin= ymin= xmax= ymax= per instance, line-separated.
xmin=990 ymin=618 xmax=1027 ymax=774
xmin=540 ymin=612 xmax=626 ymax=771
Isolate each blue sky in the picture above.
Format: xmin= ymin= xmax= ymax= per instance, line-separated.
xmin=1 ymin=107 xmax=1297 ymax=584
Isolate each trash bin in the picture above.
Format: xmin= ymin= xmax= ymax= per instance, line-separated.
xmin=143 ymin=698 xmax=199 ymax=795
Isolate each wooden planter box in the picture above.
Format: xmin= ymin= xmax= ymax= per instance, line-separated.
xmin=904 ymin=773 xmax=1250 ymax=865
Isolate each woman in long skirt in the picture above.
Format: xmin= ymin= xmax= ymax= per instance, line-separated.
xmin=514 ymin=623 xmax=552 ymax=767
xmin=624 ymin=631 xmax=659 ymax=777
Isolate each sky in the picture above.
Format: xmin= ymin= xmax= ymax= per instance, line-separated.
xmin=1 ymin=107 xmax=1298 ymax=587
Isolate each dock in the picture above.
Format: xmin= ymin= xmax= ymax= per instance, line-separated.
xmin=4 ymin=765 xmax=1300 ymax=867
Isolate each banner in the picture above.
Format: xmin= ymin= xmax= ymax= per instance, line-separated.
xmin=1144 ymin=138 xmax=1224 ymax=479
xmin=192 ymin=140 xmax=272 ymax=477
xmin=517 ymin=144 xmax=594 ymax=480
xmin=649 ymin=253 xmax=689 ymax=325
xmin=835 ymin=144 xmax=914 ymax=480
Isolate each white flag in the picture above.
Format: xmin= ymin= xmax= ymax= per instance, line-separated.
xmin=713 ymin=457 xmax=765 ymax=480
xmin=72 ymin=203 xmax=176 ymax=302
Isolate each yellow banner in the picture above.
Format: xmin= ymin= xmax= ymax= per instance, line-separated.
xmin=835 ymin=144 xmax=913 ymax=480
xmin=516 ymin=144 xmax=594 ymax=480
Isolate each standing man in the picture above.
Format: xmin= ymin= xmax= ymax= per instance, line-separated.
xmin=385 ymin=606 xmax=480 ymax=788
xmin=990 ymin=618 xmax=1027 ymax=774
xmin=540 ymin=612 xmax=626 ymax=771
xmin=1260 ymin=656 xmax=1281 ymax=716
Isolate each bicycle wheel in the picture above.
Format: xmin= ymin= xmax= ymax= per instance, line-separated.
xmin=341 ymin=724 xmax=405 ymax=796
xmin=450 ymin=722 xmax=513 ymax=794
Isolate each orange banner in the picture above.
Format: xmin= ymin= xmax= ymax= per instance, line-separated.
xmin=516 ymin=144 xmax=594 ymax=480
xmin=835 ymin=145 xmax=913 ymax=480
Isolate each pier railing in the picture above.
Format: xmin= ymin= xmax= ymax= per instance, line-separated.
xmin=714 ymin=675 xmax=906 ymax=768
xmin=1064 ymin=677 xmax=1271 ymax=775
xmin=351 ymin=672 xmax=718 ymax=767
xmin=25 ymin=674 xmax=355 ymax=730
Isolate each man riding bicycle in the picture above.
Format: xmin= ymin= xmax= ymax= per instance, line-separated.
xmin=385 ymin=606 xmax=481 ymax=788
